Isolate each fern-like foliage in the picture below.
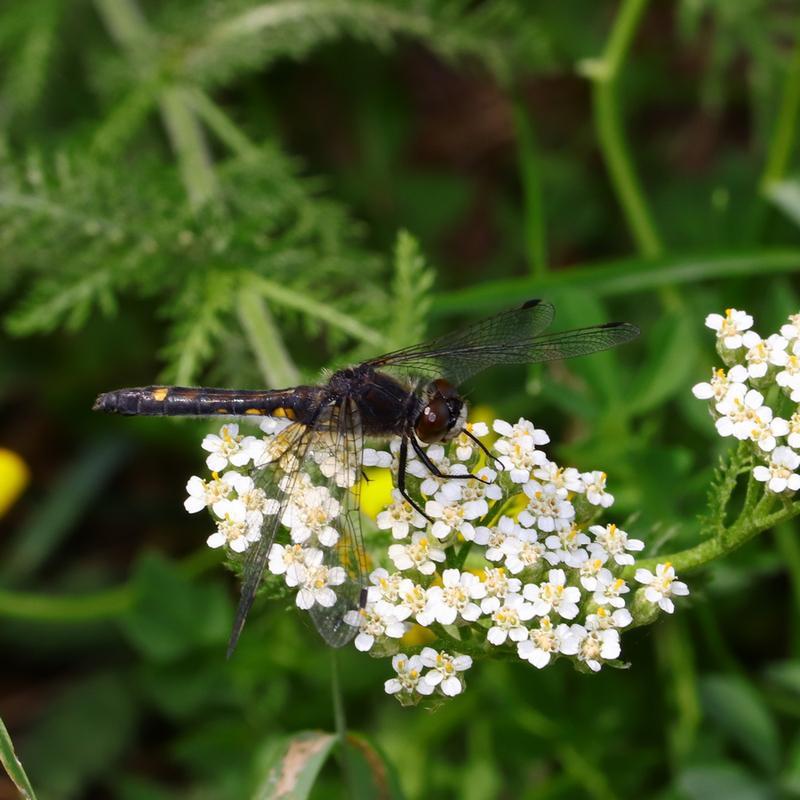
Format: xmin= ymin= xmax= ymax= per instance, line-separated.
xmin=698 ymin=442 xmax=754 ymax=538
xmin=1 ymin=142 xmax=384 ymax=383
xmin=1 ymin=0 xmax=550 ymax=387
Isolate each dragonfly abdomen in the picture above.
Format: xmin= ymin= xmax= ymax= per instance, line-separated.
xmin=93 ymin=386 xmax=309 ymax=419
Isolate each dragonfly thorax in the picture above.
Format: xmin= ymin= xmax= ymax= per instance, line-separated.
xmin=414 ymin=378 xmax=467 ymax=443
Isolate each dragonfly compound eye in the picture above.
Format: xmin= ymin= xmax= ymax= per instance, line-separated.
xmin=414 ymin=396 xmax=452 ymax=443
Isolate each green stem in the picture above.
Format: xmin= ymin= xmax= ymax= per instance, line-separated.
xmin=187 ymin=89 xmax=260 ymax=159
xmin=330 ymin=651 xmax=354 ymax=793
xmin=0 ymin=547 xmax=219 ymax=623
xmin=513 ymin=97 xmax=547 ymax=277
xmin=236 ymin=289 xmax=299 ymax=387
xmin=760 ymin=24 xmax=800 ymax=192
xmin=626 ymin=494 xmax=797 ymax=576
xmin=159 ymin=86 xmax=218 ymax=209
xmin=582 ymin=0 xmax=663 ymax=259
xmin=95 ymin=0 xmax=218 ymax=209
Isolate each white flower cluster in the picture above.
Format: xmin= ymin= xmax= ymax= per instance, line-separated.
xmin=348 ymin=419 xmax=687 ymax=705
xmin=186 ymin=416 xmax=688 ymax=706
xmin=693 ymin=309 xmax=800 ymax=493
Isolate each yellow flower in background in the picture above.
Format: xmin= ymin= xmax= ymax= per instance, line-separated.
xmin=359 ymin=466 xmax=394 ymax=520
xmin=0 ymin=448 xmax=30 ymax=517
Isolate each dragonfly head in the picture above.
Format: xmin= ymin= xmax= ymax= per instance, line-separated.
xmin=414 ymin=379 xmax=467 ymax=443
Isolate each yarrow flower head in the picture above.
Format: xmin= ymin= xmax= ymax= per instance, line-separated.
xmin=694 ymin=307 xmax=800 ymax=494
xmin=188 ymin=413 xmax=686 ymax=706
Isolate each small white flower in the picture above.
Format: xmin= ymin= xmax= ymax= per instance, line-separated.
xmin=345 ymin=600 xmax=409 ymax=652
xmin=206 ymin=498 xmax=255 ymax=552
xmin=591 ymin=569 xmax=630 ymax=608
xmin=579 ymin=555 xmax=608 ymax=591
xmin=362 ymin=448 xmax=392 ymax=469
xmin=517 ymin=615 xmax=579 ymax=668
xmin=388 ymin=533 xmax=446 ymax=575
xmin=384 ymin=653 xmax=434 ymax=698
xmin=776 ymin=343 xmax=800 ymax=401
xmin=715 ymin=385 xmax=771 ymax=440
xmin=487 ymin=593 xmax=535 ymax=645
xmin=472 ymin=515 xmax=520 ymax=560
xmin=572 ymin=624 xmax=621 ymax=671
xmin=705 ymin=308 xmax=754 ymax=350
xmin=523 ymin=568 xmax=581 ymax=619
xmin=503 ymin=536 xmax=548 ymax=575
xmin=295 ymin=557 xmax=346 ymax=610
xmin=588 ymin=523 xmax=644 ymax=566
xmin=418 ymin=445 xmax=469 ymax=496
xmin=396 ymin=578 xmax=432 ymax=625
xmin=376 ymin=489 xmax=427 ymax=540
xmin=752 ymin=445 xmax=800 ymax=493
xmin=780 ymin=312 xmax=800 ymax=343
xmin=425 ymin=483 xmax=484 ymax=541
xmin=202 ymin=424 xmax=261 ymax=472
xmin=749 ymin=415 xmax=790 ymax=453
xmin=480 ymin=567 xmax=522 ymax=614
xmin=184 ymin=472 xmax=233 ymax=514
xmin=532 ymin=460 xmax=585 ymax=493
xmin=452 ymin=421 xmax=490 ymax=461
xmin=586 ymin=606 xmax=632 ymax=630
xmin=281 ymin=484 xmax=340 ymax=546
xmin=424 ymin=568 xmax=486 ymax=625
xmin=692 ymin=365 xmax=748 ymax=402
xmin=544 ymin=525 xmax=590 ymax=568
xmin=268 ymin=542 xmax=313 ymax=582
xmin=493 ymin=418 xmax=549 ymax=483
xmin=788 ymin=411 xmax=800 ymax=449
xmin=419 ymin=648 xmax=472 ymax=696
xmin=741 ymin=331 xmax=788 ymax=378
xmin=581 ymin=470 xmax=614 ymax=508
xmin=367 ymin=568 xmax=404 ymax=604
xmin=519 ymin=481 xmax=575 ymax=532
xmin=635 ymin=562 xmax=690 ymax=614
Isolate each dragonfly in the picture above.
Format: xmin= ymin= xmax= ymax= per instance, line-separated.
xmin=94 ymin=299 xmax=638 ymax=653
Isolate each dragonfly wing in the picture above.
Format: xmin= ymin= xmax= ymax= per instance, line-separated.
xmin=365 ymin=299 xmax=638 ymax=386
xmin=227 ymin=422 xmax=315 ymax=656
xmin=304 ymin=397 xmax=367 ymax=647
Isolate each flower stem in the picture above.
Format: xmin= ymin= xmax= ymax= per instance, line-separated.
xmin=582 ymin=0 xmax=663 ymax=259
xmin=330 ymin=651 xmax=354 ymax=793
xmin=760 ymin=22 xmax=800 ymax=193
xmin=236 ymin=288 xmax=300 ymax=388
xmin=626 ymin=493 xmax=799 ymax=576
xmin=0 ymin=547 xmax=219 ymax=623
xmin=513 ymin=96 xmax=548 ymax=277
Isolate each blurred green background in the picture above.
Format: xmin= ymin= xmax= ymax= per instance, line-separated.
xmin=2 ymin=1 xmax=800 ymax=798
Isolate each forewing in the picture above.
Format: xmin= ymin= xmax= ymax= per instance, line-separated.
xmin=227 ymin=421 xmax=315 ymax=656
xmin=365 ymin=300 xmax=638 ymax=385
xmin=305 ymin=398 xmax=367 ymax=648
xmin=364 ymin=299 xmax=556 ymax=385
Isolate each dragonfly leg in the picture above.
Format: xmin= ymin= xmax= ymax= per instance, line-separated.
xmin=409 ymin=435 xmax=489 ymax=484
xmin=398 ymin=434 xmax=432 ymax=521
xmin=462 ymin=428 xmax=504 ymax=471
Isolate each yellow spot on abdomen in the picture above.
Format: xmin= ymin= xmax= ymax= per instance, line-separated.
xmin=273 ymin=407 xmax=296 ymax=420
xmin=245 ymin=408 xmax=264 ymax=415
xmin=152 ymin=388 xmax=168 ymax=401
xmin=216 ymin=408 xmax=228 ymax=414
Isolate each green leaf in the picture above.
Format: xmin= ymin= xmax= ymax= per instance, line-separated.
xmin=0 ymin=716 xmax=37 ymax=800
xmin=19 ymin=673 xmax=136 ymax=800
xmin=765 ymin=179 xmax=800 ymax=229
xmin=386 ymin=230 xmax=435 ymax=350
xmin=676 ymin=762 xmax=776 ymax=800
xmin=700 ymin=675 xmax=781 ymax=774
xmin=121 ymin=551 xmax=231 ymax=662
xmin=252 ymin=731 xmax=336 ymax=800
xmin=627 ymin=310 xmax=697 ymax=415
xmin=344 ymin=733 xmax=406 ymax=800
xmin=432 ymin=250 xmax=800 ymax=315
